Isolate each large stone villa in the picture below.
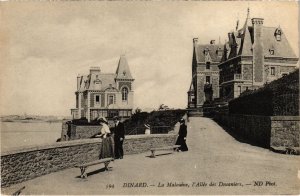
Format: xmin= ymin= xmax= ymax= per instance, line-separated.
xmin=71 ymin=55 xmax=134 ymax=122
xmin=188 ymin=9 xmax=299 ymax=114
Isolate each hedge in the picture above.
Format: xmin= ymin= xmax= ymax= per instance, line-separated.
xmin=229 ymin=69 xmax=299 ymax=116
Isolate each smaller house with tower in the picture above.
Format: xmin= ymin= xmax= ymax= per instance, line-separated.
xmin=71 ymin=55 xmax=134 ymax=122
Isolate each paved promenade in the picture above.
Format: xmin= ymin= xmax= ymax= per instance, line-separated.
xmin=2 ymin=117 xmax=300 ymax=195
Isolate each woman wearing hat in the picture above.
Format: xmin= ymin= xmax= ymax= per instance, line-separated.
xmin=175 ymin=118 xmax=188 ymax=151
xmin=144 ymin=124 xmax=151 ymax=135
xmin=95 ymin=117 xmax=114 ymax=159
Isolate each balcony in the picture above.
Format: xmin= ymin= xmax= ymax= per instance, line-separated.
xmin=234 ymin=74 xmax=242 ymax=80
xmin=222 ymin=74 xmax=242 ymax=83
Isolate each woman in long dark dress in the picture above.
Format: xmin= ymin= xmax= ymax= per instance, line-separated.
xmin=96 ymin=117 xmax=115 ymax=159
xmin=175 ymin=118 xmax=188 ymax=151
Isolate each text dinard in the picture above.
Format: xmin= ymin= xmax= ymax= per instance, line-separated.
xmin=122 ymin=181 xmax=248 ymax=188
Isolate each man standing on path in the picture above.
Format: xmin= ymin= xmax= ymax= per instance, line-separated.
xmin=113 ymin=116 xmax=125 ymax=159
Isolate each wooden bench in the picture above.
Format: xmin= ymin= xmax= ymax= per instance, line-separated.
xmin=150 ymin=145 xmax=181 ymax=158
xmin=75 ymin=157 xmax=114 ymax=179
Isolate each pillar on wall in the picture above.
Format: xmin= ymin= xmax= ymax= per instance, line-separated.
xmin=87 ymin=92 xmax=90 ymax=122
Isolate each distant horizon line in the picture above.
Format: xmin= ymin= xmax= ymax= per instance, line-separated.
xmin=0 ymin=107 xmax=188 ymax=117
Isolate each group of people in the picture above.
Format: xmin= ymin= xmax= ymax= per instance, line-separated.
xmin=95 ymin=116 xmax=188 ymax=161
xmin=95 ymin=116 xmax=125 ymax=160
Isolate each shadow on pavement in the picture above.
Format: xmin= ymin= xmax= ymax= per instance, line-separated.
xmin=214 ymin=121 xmax=269 ymax=150
xmin=145 ymin=152 xmax=173 ymax=158
xmin=75 ymin=167 xmax=109 ymax=179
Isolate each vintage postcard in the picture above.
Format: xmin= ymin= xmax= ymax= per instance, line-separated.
xmin=0 ymin=1 xmax=299 ymax=195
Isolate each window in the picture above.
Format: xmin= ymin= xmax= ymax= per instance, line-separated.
xmin=122 ymin=87 xmax=128 ymax=101
xmin=206 ymin=62 xmax=210 ymax=70
xmin=95 ymin=95 xmax=100 ymax=105
xmin=206 ymin=76 xmax=210 ymax=84
xmin=238 ymin=86 xmax=242 ymax=95
xmin=274 ymin=28 xmax=282 ymax=41
xmin=271 ymin=67 xmax=275 ymax=76
xmin=269 ymin=49 xmax=274 ymax=55
xmin=108 ymin=95 xmax=114 ymax=105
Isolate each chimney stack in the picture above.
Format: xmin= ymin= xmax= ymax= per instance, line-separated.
xmin=77 ymin=75 xmax=81 ymax=90
xmin=193 ymin=38 xmax=198 ymax=46
xmin=90 ymin=66 xmax=101 ymax=75
xmin=251 ymin=18 xmax=264 ymax=84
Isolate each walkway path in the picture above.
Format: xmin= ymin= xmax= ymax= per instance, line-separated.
xmin=2 ymin=117 xmax=300 ymax=195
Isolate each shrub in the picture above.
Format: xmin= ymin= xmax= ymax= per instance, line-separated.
xmin=229 ymin=69 xmax=299 ymax=116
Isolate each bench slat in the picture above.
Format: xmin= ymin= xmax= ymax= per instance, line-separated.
xmin=75 ymin=158 xmax=113 ymax=168
xmin=150 ymin=145 xmax=180 ymax=151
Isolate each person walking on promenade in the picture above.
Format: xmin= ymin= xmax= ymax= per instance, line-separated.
xmin=95 ymin=117 xmax=114 ymax=159
xmin=113 ymin=116 xmax=125 ymax=159
xmin=175 ymin=118 xmax=188 ymax=151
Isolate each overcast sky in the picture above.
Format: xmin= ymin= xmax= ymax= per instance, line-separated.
xmin=0 ymin=1 xmax=299 ymax=116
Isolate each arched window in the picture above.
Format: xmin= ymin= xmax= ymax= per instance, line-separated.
xmin=122 ymin=87 xmax=128 ymax=101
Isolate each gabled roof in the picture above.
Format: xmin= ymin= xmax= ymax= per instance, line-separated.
xmin=262 ymin=27 xmax=297 ymax=58
xmin=78 ymin=73 xmax=117 ymax=92
xmin=194 ymin=44 xmax=223 ymax=63
xmin=225 ymin=13 xmax=298 ymax=60
xmin=76 ymin=55 xmax=134 ymax=92
xmin=116 ymin=55 xmax=134 ymax=80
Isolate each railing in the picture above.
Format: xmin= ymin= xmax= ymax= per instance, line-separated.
xmin=234 ymin=74 xmax=242 ymax=80
xmin=222 ymin=74 xmax=242 ymax=82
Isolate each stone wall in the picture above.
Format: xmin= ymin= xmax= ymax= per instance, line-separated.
xmin=214 ymin=113 xmax=300 ymax=149
xmin=70 ymin=125 xmax=101 ymax=140
xmin=270 ymin=116 xmax=300 ymax=148
xmin=1 ymin=134 xmax=176 ymax=187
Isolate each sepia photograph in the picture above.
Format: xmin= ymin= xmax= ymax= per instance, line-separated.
xmin=0 ymin=1 xmax=299 ymax=195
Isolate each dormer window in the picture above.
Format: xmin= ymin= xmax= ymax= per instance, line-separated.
xmin=204 ymin=47 xmax=209 ymax=55
xmin=274 ymin=27 xmax=282 ymax=41
xmin=94 ymin=79 xmax=102 ymax=89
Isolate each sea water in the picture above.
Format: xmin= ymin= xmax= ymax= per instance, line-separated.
xmin=1 ymin=122 xmax=62 ymax=151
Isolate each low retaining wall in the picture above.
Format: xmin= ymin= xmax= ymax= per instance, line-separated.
xmin=271 ymin=116 xmax=300 ymax=148
xmin=214 ymin=113 xmax=299 ymax=149
xmin=60 ymin=122 xmax=101 ymax=141
xmin=1 ymin=134 xmax=177 ymax=187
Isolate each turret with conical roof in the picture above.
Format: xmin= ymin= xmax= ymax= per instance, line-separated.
xmin=115 ymin=55 xmax=134 ymax=81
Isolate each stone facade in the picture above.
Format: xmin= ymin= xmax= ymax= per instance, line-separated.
xmin=214 ymin=113 xmax=300 ymax=149
xmin=188 ymin=9 xmax=298 ymax=108
xmin=187 ymin=38 xmax=222 ymax=114
xmin=218 ymin=12 xmax=298 ymax=101
xmin=71 ymin=55 xmax=135 ymax=122
xmin=1 ymin=134 xmax=177 ymax=187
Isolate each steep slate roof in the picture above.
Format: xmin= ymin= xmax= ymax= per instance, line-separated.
xmin=195 ymin=44 xmax=223 ymax=63
xmin=116 ymin=55 xmax=134 ymax=80
xmin=77 ymin=55 xmax=134 ymax=92
xmin=78 ymin=73 xmax=117 ymax=92
xmin=262 ymin=27 xmax=297 ymax=58
xmin=227 ymin=16 xmax=297 ymax=59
